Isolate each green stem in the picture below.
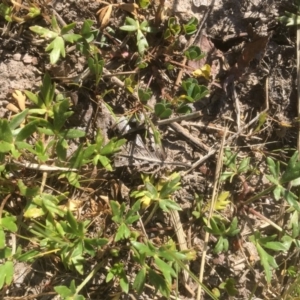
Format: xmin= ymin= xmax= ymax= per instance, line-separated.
xmin=75 ymin=258 xmax=108 ymax=295
xmin=243 ymin=185 xmax=275 ymax=205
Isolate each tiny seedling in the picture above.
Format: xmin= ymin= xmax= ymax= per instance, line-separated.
xmin=120 ymin=17 xmax=155 ymax=55
xmin=131 ymin=172 xmax=182 ymax=212
xmin=264 ymin=152 xmax=300 ymax=211
xmin=30 ymin=15 xmax=81 ymax=64
xmin=183 ymin=17 xmax=198 ymax=35
xmin=220 ymin=148 xmax=251 ymax=182
xmin=106 ymin=263 xmax=129 ymax=294
xmin=110 ymin=199 xmax=141 ymax=242
xmin=204 ymin=216 xmax=240 ymax=253
xmin=176 ymin=78 xmax=209 ymax=113
xmin=164 ymin=17 xmax=181 ymax=40
xmin=54 ymin=279 xmax=85 ymax=300
xmin=0 ymin=3 xmax=13 ymax=22
xmin=184 ymin=45 xmax=206 ymax=60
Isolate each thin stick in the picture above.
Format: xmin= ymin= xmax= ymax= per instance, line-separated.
xmin=169 ymin=122 xmax=210 ymax=152
xmin=196 ymin=128 xmax=227 ymax=300
xmin=157 ymin=111 xmax=203 ymax=126
xmin=232 ymin=83 xmax=241 ymax=131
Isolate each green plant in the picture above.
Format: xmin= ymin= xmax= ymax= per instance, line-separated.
xmin=0 ymin=210 xmax=17 ymax=289
xmin=54 ymin=280 xmax=85 ymax=300
xmin=184 ymin=45 xmax=206 ymax=60
xmin=164 ymin=16 xmax=198 ymax=40
xmin=176 ymin=78 xmax=209 ymax=113
xmin=154 ymin=101 xmax=172 ymax=119
xmin=219 ymin=278 xmax=238 ymax=297
xmin=164 ymin=17 xmax=181 ymax=40
xmin=278 ymin=0 xmax=300 ymax=27
xmin=131 ymin=239 xmax=195 ymax=298
xmin=106 ymin=262 xmax=129 ymax=294
xmin=249 ymin=231 xmax=290 ymax=283
xmin=138 ymin=88 xmax=152 ymax=104
xmin=29 ymin=209 xmax=108 ymax=274
xmin=183 ymin=17 xmax=198 ymax=35
xmin=0 ymin=3 xmax=13 ymax=22
xmin=131 ymin=172 xmax=182 ymax=211
xmin=138 ymin=0 xmax=150 ymax=9
xmin=120 ymin=17 xmax=154 ymax=55
xmin=110 ymin=199 xmax=141 ymax=242
xmin=83 ymin=130 xmax=126 ymax=172
xmin=204 ymin=216 xmax=240 ymax=253
xmin=264 ymin=152 xmax=300 ymax=211
xmin=30 ymin=15 xmax=81 ymax=64
xmin=220 ymin=148 xmax=251 ymax=182
xmin=87 ymin=53 xmax=104 ymax=86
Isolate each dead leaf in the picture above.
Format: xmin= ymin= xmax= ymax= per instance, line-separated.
xmin=118 ymin=3 xmax=138 ymax=16
xmin=12 ymin=90 xmax=26 ymax=111
xmin=97 ymin=5 xmax=113 ymax=29
xmin=192 ymin=64 xmax=211 ymax=80
xmin=6 ymin=103 xmax=20 ymax=113
xmin=231 ymin=31 xmax=271 ymax=80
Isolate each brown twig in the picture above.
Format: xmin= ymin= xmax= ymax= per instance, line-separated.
xmin=169 ymin=122 xmax=210 ymax=152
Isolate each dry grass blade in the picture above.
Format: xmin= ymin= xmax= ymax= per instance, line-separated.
xmin=297 ymin=23 xmax=300 ymax=158
xmin=97 ymin=5 xmax=113 ymax=29
xmin=169 ymin=209 xmax=194 ymax=296
xmin=197 ymin=128 xmax=227 ymax=300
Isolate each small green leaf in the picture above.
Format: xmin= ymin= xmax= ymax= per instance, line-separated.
xmin=154 ymin=103 xmax=172 ymax=119
xmin=145 ymin=182 xmax=158 ymax=199
xmin=115 ymin=223 xmax=131 ymax=241
xmin=155 ymin=257 xmax=177 ymax=282
xmin=9 ymin=109 xmax=29 ymax=131
xmin=159 ymin=199 xmax=181 ymax=212
xmin=45 ymin=36 xmax=65 ymax=64
xmin=0 ymin=119 xmax=13 ymax=143
xmin=63 ymin=33 xmax=82 ymax=43
xmin=81 ymin=19 xmax=94 ymax=35
xmin=61 ymin=22 xmax=76 ymax=34
xmin=66 ymin=210 xmax=78 ymax=233
xmin=60 ymin=129 xmax=86 ymax=139
xmin=15 ymin=250 xmax=40 ymax=262
xmin=1 ymin=216 xmax=17 ymax=232
xmin=262 ymin=241 xmax=288 ymax=251
xmin=0 ymin=261 xmax=14 ymax=289
xmin=120 ymin=274 xmax=129 ymax=293
xmin=278 ymin=12 xmax=300 ymax=26
xmin=15 ymin=120 xmax=38 ymax=141
xmin=29 ymin=26 xmax=58 ymax=39
xmin=133 ymin=268 xmax=146 ymax=294
xmin=148 ymin=269 xmax=170 ymax=298
xmin=139 ymin=0 xmax=150 ymax=8
xmin=184 ymin=46 xmax=206 ymax=60
xmin=97 ymin=155 xmax=112 ymax=171
xmin=120 ymin=25 xmax=137 ymax=31
xmin=0 ymin=230 xmax=5 ymax=248
xmin=54 ymin=285 xmax=73 ymax=297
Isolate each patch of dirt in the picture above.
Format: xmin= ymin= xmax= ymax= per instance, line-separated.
xmin=0 ymin=0 xmax=299 ymax=299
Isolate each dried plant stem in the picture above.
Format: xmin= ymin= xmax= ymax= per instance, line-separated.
xmin=197 ymin=128 xmax=227 ymax=300
xmin=297 ymin=24 xmax=300 ymax=158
